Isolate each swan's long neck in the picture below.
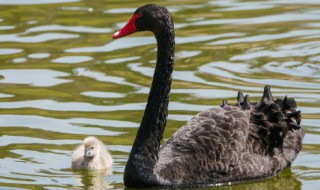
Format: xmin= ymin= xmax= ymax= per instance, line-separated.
xmin=124 ymin=19 xmax=175 ymax=187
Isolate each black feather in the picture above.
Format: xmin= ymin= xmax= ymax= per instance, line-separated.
xmin=261 ymin=85 xmax=274 ymax=102
xmin=237 ymin=91 xmax=244 ymax=105
xmin=240 ymin=95 xmax=251 ymax=110
xmin=221 ymin=99 xmax=229 ymax=107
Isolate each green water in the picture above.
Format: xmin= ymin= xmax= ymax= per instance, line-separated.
xmin=0 ymin=0 xmax=319 ymax=189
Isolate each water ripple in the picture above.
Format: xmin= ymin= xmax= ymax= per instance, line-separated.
xmin=66 ymin=37 xmax=155 ymax=53
xmin=176 ymin=33 xmax=244 ymax=44
xmin=0 ymin=100 xmax=146 ymax=112
xmin=52 ymin=56 xmax=93 ymax=64
xmin=193 ymin=12 xmax=320 ymax=27
xmin=12 ymin=57 xmax=27 ymax=63
xmin=26 ymin=24 xmax=111 ymax=34
xmin=211 ymin=0 xmax=320 ymax=11
xmin=164 ymin=88 xmax=319 ymax=102
xmin=0 ymin=33 xmax=79 ymax=43
xmin=199 ymin=62 xmax=320 ymax=88
xmin=0 ymin=48 xmax=23 ymax=55
xmin=212 ymin=0 xmax=274 ymax=11
xmin=0 ymin=93 xmax=14 ymax=98
xmin=0 ymin=100 xmax=210 ymax=112
xmin=129 ymin=62 xmax=320 ymax=90
xmin=0 ymin=69 xmax=71 ymax=87
xmin=104 ymin=8 xmax=136 ymax=14
xmin=75 ymin=68 xmax=139 ymax=87
xmin=28 ymin=53 xmax=51 ymax=59
xmin=66 ymin=34 xmax=244 ymax=53
xmin=0 ymin=135 xmax=81 ymax=146
xmin=263 ymin=61 xmax=320 ymax=79
xmin=4 ymin=99 xmax=315 ymax=114
xmin=0 ymin=115 xmax=131 ymax=135
xmin=0 ymin=0 xmax=80 ymax=5
xmin=0 ymin=149 xmax=73 ymax=185
xmin=231 ymin=41 xmax=320 ymax=60
xmin=171 ymin=89 xmax=240 ymax=99
xmin=81 ymin=91 xmax=126 ymax=98
xmin=61 ymin=6 xmax=93 ymax=12
xmin=175 ymin=51 xmax=201 ymax=59
xmin=104 ymin=56 xmax=140 ymax=64
xmin=211 ymin=30 xmax=320 ymax=45
xmin=129 ymin=63 xmax=220 ymax=88
xmin=0 ymin=26 xmax=15 ymax=30
xmin=268 ymin=0 xmax=320 ymax=5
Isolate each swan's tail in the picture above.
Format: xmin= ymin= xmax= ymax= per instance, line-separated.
xmin=221 ymin=85 xmax=303 ymax=152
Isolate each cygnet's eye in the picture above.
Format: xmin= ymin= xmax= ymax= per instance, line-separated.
xmin=91 ymin=147 xmax=94 ymax=150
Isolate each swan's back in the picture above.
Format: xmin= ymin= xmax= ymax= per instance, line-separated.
xmin=156 ymin=86 xmax=304 ymax=185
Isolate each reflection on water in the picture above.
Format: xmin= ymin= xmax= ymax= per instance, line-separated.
xmin=73 ymin=168 xmax=113 ymax=190
xmin=184 ymin=169 xmax=302 ymax=190
xmin=0 ymin=0 xmax=319 ymax=189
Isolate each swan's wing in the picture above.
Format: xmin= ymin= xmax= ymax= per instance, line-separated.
xmin=157 ymin=106 xmax=255 ymax=183
xmin=156 ymin=102 xmax=303 ymax=184
xmin=164 ymin=106 xmax=249 ymax=146
xmin=98 ymin=141 xmax=113 ymax=169
xmin=71 ymin=144 xmax=85 ymax=168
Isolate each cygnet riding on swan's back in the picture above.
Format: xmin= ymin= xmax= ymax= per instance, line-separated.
xmin=72 ymin=136 xmax=113 ymax=170
xmin=112 ymin=4 xmax=304 ymax=188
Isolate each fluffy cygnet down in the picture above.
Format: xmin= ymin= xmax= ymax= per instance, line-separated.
xmin=72 ymin=136 xmax=113 ymax=170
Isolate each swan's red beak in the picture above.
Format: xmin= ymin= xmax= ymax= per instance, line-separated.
xmin=112 ymin=14 xmax=142 ymax=39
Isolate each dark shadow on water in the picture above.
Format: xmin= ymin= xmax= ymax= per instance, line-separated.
xmin=124 ymin=168 xmax=301 ymax=190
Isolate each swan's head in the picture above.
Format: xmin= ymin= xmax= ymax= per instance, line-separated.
xmin=112 ymin=4 xmax=172 ymax=39
xmin=83 ymin=136 xmax=100 ymax=159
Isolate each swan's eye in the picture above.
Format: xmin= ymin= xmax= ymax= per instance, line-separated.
xmin=91 ymin=147 xmax=94 ymax=150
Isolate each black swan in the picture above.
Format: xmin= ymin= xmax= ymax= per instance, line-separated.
xmin=112 ymin=4 xmax=304 ymax=187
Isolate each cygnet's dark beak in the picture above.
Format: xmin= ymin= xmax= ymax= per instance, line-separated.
xmin=84 ymin=149 xmax=91 ymax=158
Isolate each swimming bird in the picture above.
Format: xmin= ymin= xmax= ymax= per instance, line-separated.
xmin=72 ymin=136 xmax=113 ymax=170
xmin=112 ymin=4 xmax=304 ymax=188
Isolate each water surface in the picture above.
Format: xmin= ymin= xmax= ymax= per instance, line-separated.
xmin=0 ymin=0 xmax=319 ymax=189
